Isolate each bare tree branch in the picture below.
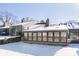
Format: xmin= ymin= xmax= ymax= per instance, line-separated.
xmin=0 ymin=11 xmax=17 ymax=26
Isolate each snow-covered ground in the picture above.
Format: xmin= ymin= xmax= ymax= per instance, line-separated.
xmin=0 ymin=42 xmax=79 ymax=56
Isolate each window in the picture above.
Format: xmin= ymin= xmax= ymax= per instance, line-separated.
xmin=38 ymin=32 xmax=42 ymax=41
xmin=61 ymin=32 xmax=66 ymax=37
xmin=70 ymin=32 xmax=79 ymax=40
xmin=61 ymin=32 xmax=66 ymax=42
xmin=33 ymin=32 xmax=37 ymax=41
xmin=54 ymin=32 xmax=59 ymax=37
xmin=48 ymin=32 xmax=53 ymax=42
xmin=54 ymin=37 xmax=59 ymax=42
xmin=54 ymin=32 xmax=59 ymax=42
xmin=75 ymin=33 xmax=79 ymax=39
xmin=48 ymin=32 xmax=53 ymax=38
xmin=61 ymin=37 xmax=66 ymax=42
xmin=24 ymin=33 xmax=27 ymax=40
xmin=48 ymin=38 xmax=53 ymax=42
xmin=28 ymin=32 xmax=32 ymax=40
xmin=43 ymin=32 xmax=47 ymax=41
xmin=24 ymin=33 xmax=27 ymax=36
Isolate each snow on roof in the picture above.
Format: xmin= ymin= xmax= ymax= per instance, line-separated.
xmin=12 ymin=22 xmax=31 ymax=26
xmin=0 ymin=26 xmax=10 ymax=29
xmin=45 ymin=25 xmax=68 ymax=30
xmin=23 ymin=25 xmax=68 ymax=32
xmin=66 ymin=24 xmax=73 ymax=29
xmin=0 ymin=36 xmax=20 ymax=40
xmin=0 ymin=21 xmax=38 ymax=29
xmin=72 ymin=23 xmax=79 ymax=29
xmin=66 ymin=23 xmax=79 ymax=29
xmin=29 ymin=24 xmax=45 ymax=29
xmin=12 ymin=21 xmax=38 ymax=26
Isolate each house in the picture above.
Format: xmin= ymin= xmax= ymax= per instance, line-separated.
xmin=4 ymin=20 xmax=38 ymax=36
xmin=0 ymin=20 xmax=38 ymax=44
xmin=59 ymin=20 xmax=79 ymax=43
xmin=23 ymin=25 xmax=70 ymax=45
xmin=67 ymin=23 xmax=79 ymax=42
xmin=1 ymin=18 xmax=79 ymax=45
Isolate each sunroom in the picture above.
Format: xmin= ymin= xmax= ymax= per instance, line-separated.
xmin=23 ymin=25 xmax=70 ymax=45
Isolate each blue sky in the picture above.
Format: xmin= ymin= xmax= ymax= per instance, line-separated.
xmin=0 ymin=3 xmax=78 ymax=24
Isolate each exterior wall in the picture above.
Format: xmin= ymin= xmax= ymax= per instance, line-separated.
xmin=24 ymin=31 xmax=69 ymax=45
xmin=0 ymin=28 xmax=9 ymax=35
xmin=9 ymin=25 xmax=22 ymax=36
xmin=69 ymin=29 xmax=79 ymax=40
xmin=21 ymin=21 xmax=38 ymax=40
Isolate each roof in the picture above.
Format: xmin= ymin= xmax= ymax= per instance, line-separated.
xmin=12 ymin=22 xmax=31 ymax=26
xmin=12 ymin=21 xmax=38 ymax=26
xmin=0 ymin=26 xmax=10 ymax=29
xmin=0 ymin=36 xmax=20 ymax=40
xmin=28 ymin=24 xmax=45 ymax=29
xmin=66 ymin=23 xmax=79 ymax=29
xmin=23 ymin=25 xmax=68 ymax=32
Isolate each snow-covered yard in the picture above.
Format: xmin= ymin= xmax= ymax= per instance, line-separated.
xmin=0 ymin=42 xmax=79 ymax=56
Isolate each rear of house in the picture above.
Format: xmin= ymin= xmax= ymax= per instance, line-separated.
xmin=0 ymin=20 xmax=38 ymax=44
xmin=1 ymin=19 xmax=79 ymax=45
xmin=23 ymin=25 xmax=70 ymax=45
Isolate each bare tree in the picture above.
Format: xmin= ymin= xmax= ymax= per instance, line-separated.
xmin=0 ymin=15 xmax=5 ymax=26
xmin=0 ymin=11 xmax=17 ymax=26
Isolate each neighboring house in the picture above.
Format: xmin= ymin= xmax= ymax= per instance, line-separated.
xmin=63 ymin=21 xmax=79 ymax=42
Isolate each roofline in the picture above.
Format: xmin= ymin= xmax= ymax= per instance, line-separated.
xmin=23 ymin=30 xmax=68 ymax=32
